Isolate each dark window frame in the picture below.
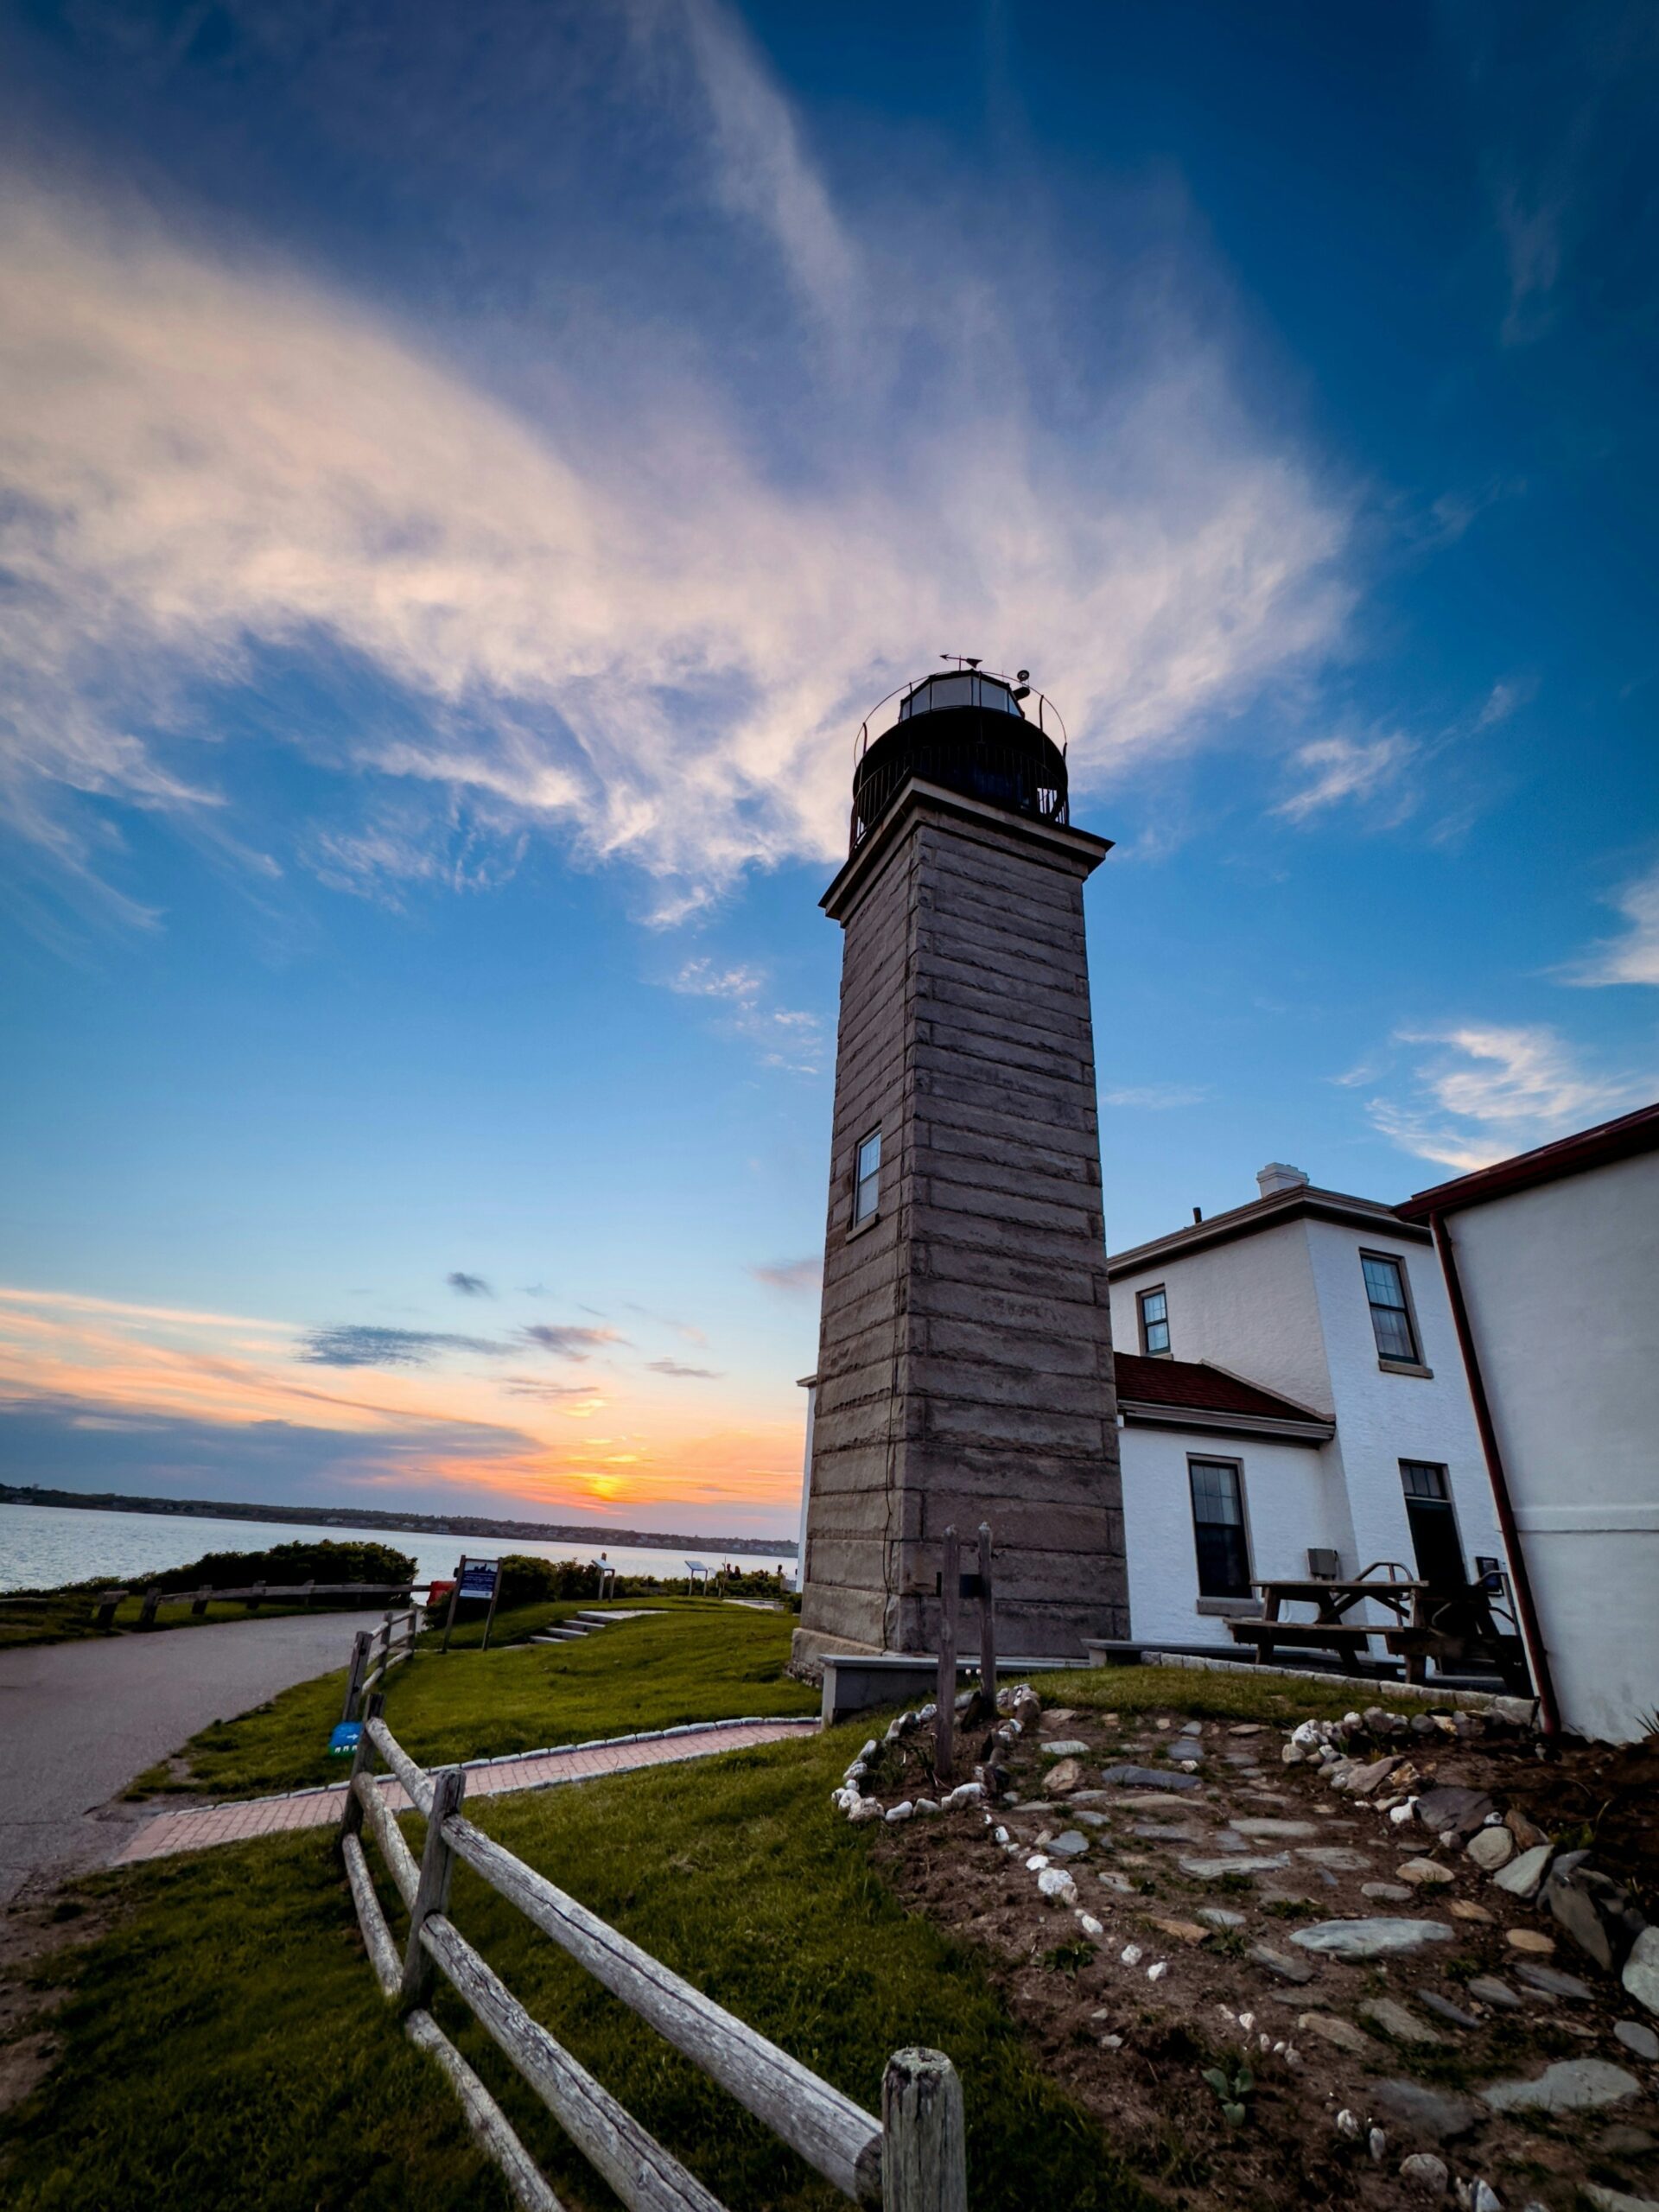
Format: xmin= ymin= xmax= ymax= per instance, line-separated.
xmin=851 ymin=1127 xmax=882 ymax=1227
xmin=1188 ymin=1455 xmax=1251 ymax=1599
xmin=1138 ymin=1284 xmax=1171 ymax=1357
xmin=1360 ymin=1249 xmax=1422 ymax=1365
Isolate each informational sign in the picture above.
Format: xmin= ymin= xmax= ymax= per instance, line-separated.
xmin=329 ymin=1721 xmax=363 ymax=1757
xmin=458 ymin=1561 xmax=499 ymax=1600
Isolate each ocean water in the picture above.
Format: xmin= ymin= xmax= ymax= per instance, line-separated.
xmin=0 ymin=1502 xmax=795 ymax=1596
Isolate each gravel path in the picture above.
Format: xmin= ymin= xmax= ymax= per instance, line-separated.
xmin=0 ymin=1614 xmax=357 ymax=1904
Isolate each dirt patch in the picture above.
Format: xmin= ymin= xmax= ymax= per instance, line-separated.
xmin=0 ymin=1888 xmax=118 ymax=2118
xmin=869 ymin=1700 xmax=1659 ymax=2212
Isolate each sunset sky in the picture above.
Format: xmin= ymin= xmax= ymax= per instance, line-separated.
xmin=2 ymin=3 xmax=1656 ymax=1539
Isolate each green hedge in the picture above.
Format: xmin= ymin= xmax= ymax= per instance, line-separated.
xmin=152 ymin=1538 xmax=416 ymax=1598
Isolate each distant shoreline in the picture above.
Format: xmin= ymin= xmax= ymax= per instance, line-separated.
xmin=0 ymin=1484 xmax=797 ymax=1558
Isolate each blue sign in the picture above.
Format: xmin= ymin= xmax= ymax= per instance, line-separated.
xmin=329 ymin=1722 xmax=363 ymax=1756
xmin=458 ymin=1562 xmax=499 ymax=1599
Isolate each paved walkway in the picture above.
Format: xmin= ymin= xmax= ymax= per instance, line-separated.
xmin=112 ymin=1716 xmax=820 ymax=1864
xmin=0 ymin=1611 xmax=367 ymax=1904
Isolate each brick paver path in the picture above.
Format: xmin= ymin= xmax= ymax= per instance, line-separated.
xmin=112 ymin=1716 xmax=819 ymax=1865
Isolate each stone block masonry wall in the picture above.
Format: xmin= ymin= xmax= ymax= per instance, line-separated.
xmin=799 ymin=787 xmax=1128 ymax=1662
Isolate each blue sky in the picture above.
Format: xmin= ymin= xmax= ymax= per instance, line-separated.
xmin=1 ymin=1 xmax=1655 ymax=1535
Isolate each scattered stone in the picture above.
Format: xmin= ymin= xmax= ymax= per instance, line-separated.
xmin=1131 ymin=1822 xmax=1204 ymax=1842
xmin=1098 ymin=1764 xmax=1202 ymax=1794
xmin=912 ymin=1798 xmax=940 ymax=1817
xmin=1465 ymin=2183 xmax=1503 ymax=2212
xmin=1249 ymin=1942 xmax=1317 ymax=1985
xmin=1146 ymin=1961 xmax=1169 ymax=1982
xmin=1584 ymin=2190 xmax=1659 ymax=2212
xmin=1198 ymin=1908 xmax=1248 ymax=1929
xmin=1076 ymin=1913 xmax=1105 ymax=1940
xmin=1178 ymin=1719 xmax=1202 ymax=1735
xmin=1545 ymin=1859 xmax=1647 ymax=1973
xmin=1624 ymin=1926 xmax=1659 ymax=2018
xmin=1229 ymin=1725 xmax=1265 ymax=1737
xmin=1363 ymin=1882 xmax=1414 ymax=1902
xmin=1400 ymin=2152 xmax=1449 ymax=2194
xmin=1344 ymin=1756 xmax=1401 ymax=1796
xmin=1399 ymin=1859 xmax=1457 ymax=1887
xmin=1515 ymin=1961 xmax=1593 ymax=2000
xmin=942 ymin=1782 xmax=984 ymax=1810
xmin=885 ymin=1802 xmax=914 ymax=1824
xmin=1416 ymin=1989 xmax=1481 ymax=2029
xmin=1449 ymin=1900 xmax=1495 ymax=1923
xmin=1230 ymin=1817 xmax=1319 ymax=1838
xmin=1119 ymin=1942 xmax=1144 ymax=1966
xmin=1295 ymin=1847 xmax=1371 ymax=1872
xmin=1298 ymin=2012 xmax=1379 ymax=2056
xmin=1179 ymin=1853 xmax=1291 ymax=1880
xmin=1466 ymin=1976 xmax=1522 ymax=2010
xmin=1481 ymin=2059 xmax=1642 ymax=2114
xmin=1489 ymin=1696 xmax=1537 ymax=1728
xmin=1047 ymin=1830 xmax=1090 ymax=1857
xmin=1599 ymin=2125 xmax=1656 ymax=2156
xmin=1290 ymin=1918 xmax=1453 ymax=1961
xmin=1504 ymin=1928 xmax=1555 ymax=1955
xmin=1097 ymin=1871 xmax=1136 ymax=1894
xmin=1369 ymin=2079 xmax=1481 ymax=2141
xmin=1041 ymin=1738 xmax=1091 ymax=1760
xmin=1370 ymin=2126 xmax=1388 ymax=2163
xmin=1037 ymin=1866 xmax=1080 ymax=1907
xmin=1467 ymin=1827 xmax=1514 ymax=1872
xmin=1492 ymin=1844 xmax=1553 ymax=1900
xmin=1504 ymin=1808 xmax=1547 ymax=1849
xmin=1360 ymin=1997 xmax=1444 ymax=2046
xmin=1033 ymin=1749 xmax=1085 ymax=1796
xmin=1613 ymin=2019 xmax=1659 ymax=2062
xmin=1148 ymin=1916 xmax=1211 ymax=1947
xmin=1335 ymin=2107 xmax=1362 ymax=2139
xmin=1415 ymin=1786 xmax=1496 ymax=1838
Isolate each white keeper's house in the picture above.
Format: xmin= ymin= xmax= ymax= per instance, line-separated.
xmin=1107 ymin=1162 xmax=1508 ymax=1655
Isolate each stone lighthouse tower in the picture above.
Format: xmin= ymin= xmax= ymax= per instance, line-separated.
xmin=794 ymin=664 xmax=1129 ymax=1662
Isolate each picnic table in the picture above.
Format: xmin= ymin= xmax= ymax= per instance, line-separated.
xmin=1227 ymin=1561 xmax=1531 ymax=1690
xmin=1226 ymin=1562 xmax=1427 ymax=1675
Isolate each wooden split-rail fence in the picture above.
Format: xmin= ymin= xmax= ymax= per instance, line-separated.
xmin=92 ymin=1580 xmax=419 ymax=1630
xmin=341 ymin=1605 xmax=422 ymax=1723
xmin=339 ymin=1707 xmax=969 ymax=2212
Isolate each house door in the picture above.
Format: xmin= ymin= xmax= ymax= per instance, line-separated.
xmin=1400 ymin=1461 xmax=1465 ymax=1591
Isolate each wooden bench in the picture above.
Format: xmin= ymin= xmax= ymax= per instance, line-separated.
xmin=1226 ymin=1619 xmax=1380 ymax=1673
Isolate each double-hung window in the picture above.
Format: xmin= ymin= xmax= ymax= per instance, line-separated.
xmin=852 ymin=1129 xmax=881 ymax=1226
xmin=1362 ymin=1252 xmax=1420 ymax=1363
xmin=1138 ymin=1285 xmax=1170 ymax=1356
xmin=1189 ymin=1458 xmax=1250 ymax=1598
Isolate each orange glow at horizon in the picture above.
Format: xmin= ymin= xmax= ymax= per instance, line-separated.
xmin=0 ymin=1284 xmax=804 ymax=1529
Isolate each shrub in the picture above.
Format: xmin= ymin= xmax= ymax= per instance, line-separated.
xmin=495 ymin=1554 xmax=607 ymax=1607
xmin=152 ymin=1538 xmax=416 ymax=1601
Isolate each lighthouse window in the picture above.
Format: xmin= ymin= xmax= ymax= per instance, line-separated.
xmin=1138 ymin=1286 xmax=1170 ymax=1357
xmin=853 ymin=1129 xmax=881 ymax=1224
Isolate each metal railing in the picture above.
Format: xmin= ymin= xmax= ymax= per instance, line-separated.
xmin=338 ymin=1712 xmax=968 ymax=2211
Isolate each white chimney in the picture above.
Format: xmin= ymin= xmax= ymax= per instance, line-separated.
xmin=1256 ymin=1161 xmax=1310 ymax=1198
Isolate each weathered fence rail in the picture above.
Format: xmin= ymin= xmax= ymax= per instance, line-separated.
xmin=93 ymin=1580 xmax=420 ymax=1630
xmin=339 ymin=1709 xmax=967 ymax=2211
xmin=341 ymin=1608 xmax=421 ymax=1723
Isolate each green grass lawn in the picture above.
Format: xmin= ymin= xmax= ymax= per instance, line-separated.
xmin=1 ymin=1724 xmax=1156 ymax=2212
xmin=1 ymin=1640 xmax=1451 ymax=2211
xmin=130 ymin=1604 xmax=818 ymax=1801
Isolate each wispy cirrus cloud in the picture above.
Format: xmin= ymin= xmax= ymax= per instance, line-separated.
xmin=1363 ymin=1022 xmax=1649 ymax=1173
xmin=1273 ymin=733 xmax=1416 ymax=825
xmin=446 ymin=1271 xmax=493 ymax=1297
xmin=1100 ymin=1082 xmax=1211 ymax=1109
xmin=668 ymin=957 xmax=822 ymax=1071
xmin=1564 ymin=859 xmax=1659 ymax=988
xmin=298 ymin=1325 xmax=514 ymax=1369
xmin=0 ymin=0 xmax=1351 ymax=938
xmin=521 ymin=1322 xmax=626 ymax=1359
xmin=646 ymin=1357 xmax=723 ymax=1380
xmin=749 ymin=1255 xmax=821 ymax=1296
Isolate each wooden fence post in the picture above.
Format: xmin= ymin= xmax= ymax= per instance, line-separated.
xmin=402 ymin=1765 xmax=467 ymax=2005
xmin=935 ymin=1527 xmax=959 ymax=1789
xmin=442 ymin=1556 xmax=464 ymax=1655
xmin=881 ymin=2047 xmax=967 ymax=2212
xmin=138 ymin=1587 xmax=162 ymax=1629
xmin=247 ymin=1579 xmax=266 ymax=1613
xmin=340 ymin=1690 xmax=384 ymax=1842
xmin=190 ymin=1585 xmax=212 ymax=1618
xmin=341 ymin=1630 xmax=372 ymax=1725
xmin=480 ymin=1566 xmax=502 ymax=1653
xmin=92 ymin=1591 xmax=122 ymax=1630
xmin=976 ymin=1522 xmax=996 ymax=1713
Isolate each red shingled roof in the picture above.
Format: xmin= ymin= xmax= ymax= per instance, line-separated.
xmin=1114 ymin=1353 xmax=1325 ymax=1426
